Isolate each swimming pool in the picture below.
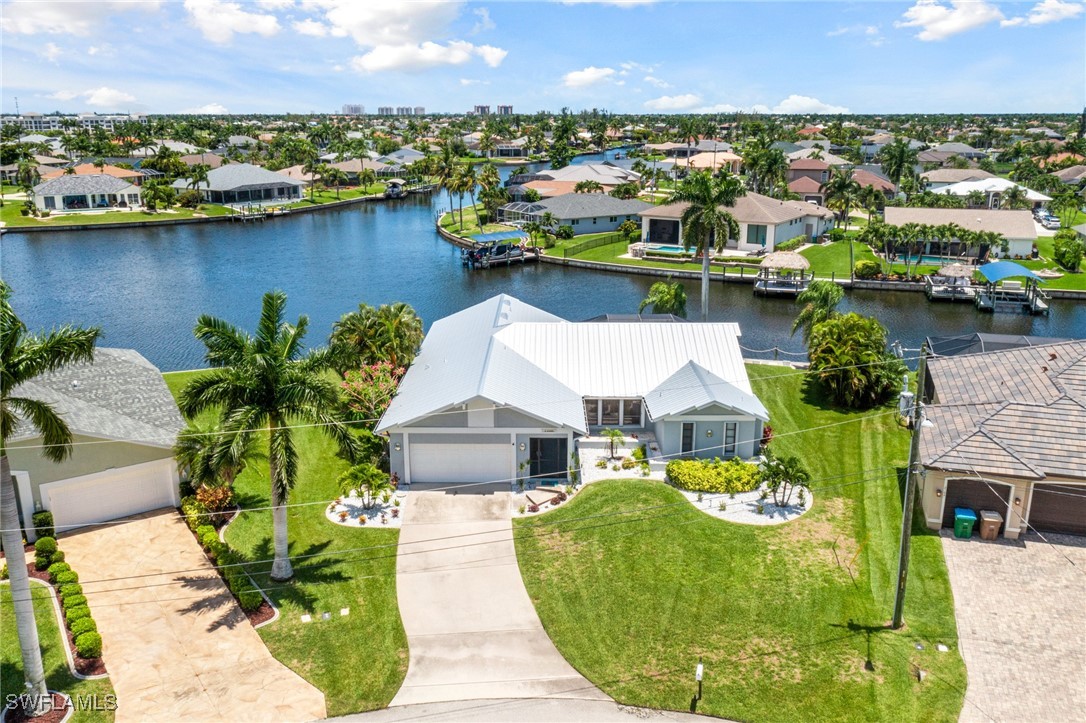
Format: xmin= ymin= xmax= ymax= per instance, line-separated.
xmin=900 ymin=254 xmax=961 ymax=265
xmin=645 ymin=243 xmax=689 ymax=254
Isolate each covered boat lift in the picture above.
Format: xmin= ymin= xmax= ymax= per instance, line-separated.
xmin=754 ymin=251 xmax=811 ymax=297
xmin=925 ymin=263 xmax=977 ymax=302
xmin=975 ymin=261 xmax=1049 ymax=315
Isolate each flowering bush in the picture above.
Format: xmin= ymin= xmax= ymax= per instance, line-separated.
xmin=341 ymin=362 xmax=404 ymax=423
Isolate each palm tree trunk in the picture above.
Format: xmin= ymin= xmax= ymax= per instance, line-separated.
xmin=1 ymin=454 xmax=51 ymax=716
xmin=701 ymin=245 xmax=711 ymax=322
xmin=267 ymin=423 xmax=293 ymax=582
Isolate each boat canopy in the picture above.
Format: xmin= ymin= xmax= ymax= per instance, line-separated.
xmin=977 ymin=261 xmax=1045 ymax=284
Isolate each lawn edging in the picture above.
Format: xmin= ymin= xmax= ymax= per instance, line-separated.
xmin=0 ymin=690 xmax=74 ymax=723
xmin=217 ymin=507 xmax=281 ymax=630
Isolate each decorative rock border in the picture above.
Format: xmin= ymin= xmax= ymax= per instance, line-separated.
xmin=325 ymin=491 xmax=407 ymax=528
xmin=677 ymin=484 xmax=813 ymax=526
xmin=0 ymin=692 xmax=74 ymax=723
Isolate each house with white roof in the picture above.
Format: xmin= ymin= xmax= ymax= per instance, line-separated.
xmin=930 ymin=178 xmax=1050 ymax=209
xmin=376 ymin=295 xmax=768 ymax=486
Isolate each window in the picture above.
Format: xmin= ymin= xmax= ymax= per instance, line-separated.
xmin=681 ymin=423 xmax=695 ymax=454
xmin=609 ymin=216 xmax=617 ymax=223
xmin=583 ymin=399 xmax=598 ymax=425
xmin=572 ymin=219 xmax=580 ymax=225
xmin=724 ymin=423 xmax=737 ymax=456
xmin=820 ymin=171 xmax=828 ymax=182
xmin=601 ymin=399 xmax=620 ymax=425
xmin=622 ymin=399 xmax=642 ymax=426
xmin=44 ymin=197 xmax=56 ymax=210
xmin=592 ymin=217 xmax=598 ymax=224
xmin=747 ymin=224 xmax=768 ymax=246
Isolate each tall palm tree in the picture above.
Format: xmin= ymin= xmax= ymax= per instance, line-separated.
xmin=859 ymin=184 xmax=885 ymax=224
xmin=1 ymin=282 xmax=99 ymax=717
xmin=186 ymin=163 xmax=210 ymax=195
xmin=329 ymin=302 xmax=423 ymax=373
xmin=999 ymin=185 xmax=1029 ymax=210
xmin=877 ymin=138 xmax=919 ymax=187
xmin=820 ymin=168 xmax=862 ymax=231
xmin=323 ymin=167 xmax=348 ymax=199
xmin=451 ymin=165 xmax=476 ymax=230
xmin=790 ymin=280 xmax=843 ymax=344
xmin=663 ymin=170 xmax=745 ymax=321
xmin=573 ymin=180 xmax=604 ymax=193
xmin=179 ymin=291 xmax=358 ymax=581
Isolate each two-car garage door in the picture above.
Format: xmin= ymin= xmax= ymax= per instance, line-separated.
xmin=1028 ymin=484 xmax=1086 ymax=536
xmin=40 ymin=458 xmax=179 ymax=531
xmin=409 ymin=437 xmax=512 ymax=485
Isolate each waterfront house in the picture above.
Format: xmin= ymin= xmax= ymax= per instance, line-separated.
xmin=179 ymin=153 xmax=227 ymax=169
xmin=921 ymin=168 xmax=997 ymax=189
xmin=173 ymin=163 xmax=304 ymax=205
xmin=498 ymin=193 xmax=652 ymax=232
xmin=376 ymin=295 xmax=769 ymax=486
xmin=918 ymin=339 xmax=1086 ymax=539
xmin=930 ymin=178 xmax=1050 ymax=209
xmin=6 ymin=348 xmax=184 ymax=540
xmin=41 ymin=162 xmax=146 ymax=186
xmin=32 ymin=174 xmax=142 ymax=212
xmin=638 ymin=191 xmax=835 ymax=253
xmin=380 ymin=146 xmax=427 ymax=166
xmin=883 ymin=207 xmax=1037 ymax=258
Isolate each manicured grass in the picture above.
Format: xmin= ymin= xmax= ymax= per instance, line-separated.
xmin=801 ymin=240 xmax=878 ymax=277
xmin=1 ymin=584 xmax=116 ymax=723
xmin=1014 ymin=234 xmax=1086 ymax=290
xmin=163 ymin=371 xmax=407 ymax=716
xmin=0 ymin=203 xmax=232 ymax=228
xmin=514 ymin=363 xmax=965 ymax=722
xmin=285 ymin=184 xmax=386 ymax=208
xmin=439 ymin=206 xmax=514 ymax=236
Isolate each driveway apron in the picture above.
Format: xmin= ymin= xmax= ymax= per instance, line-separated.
xmin=391 ymin=487 xmax=608 ymax=706
xmin=60 ymin=510 xmax=326 ymax=722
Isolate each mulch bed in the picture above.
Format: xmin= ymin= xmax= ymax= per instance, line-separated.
xmin=246 ymin=600 xmax=275 ymax=627
xmin=3 ymin=692 xmax=70 ymax=723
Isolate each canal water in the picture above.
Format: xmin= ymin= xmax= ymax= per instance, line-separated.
xmin=5 ymin=151 xmax=1085 ymax=372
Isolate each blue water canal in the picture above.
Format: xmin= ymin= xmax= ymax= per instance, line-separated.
xmin=5 ymin=151 xmax=1085 ymax=372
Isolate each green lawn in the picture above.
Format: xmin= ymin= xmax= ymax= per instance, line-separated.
xmin=514 ymin=363 xmax=965 ymax=722
xmin=1 ymin=584 xmax=116 ymax=723
xmin=1015 ymin=234 xmax=1086 ymax=290
xmin=1 ymin=203 xmax=232 ymax=228
xmin=439 ymin=206 xmax=514 ymax=236
xmin=163 ymin=371 xmax=407 ymax=716
xmin=285 ymin=184 xmax=386 ymax=208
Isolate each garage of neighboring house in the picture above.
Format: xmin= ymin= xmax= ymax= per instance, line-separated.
xmin=1027 ymin=484 xmax=1086 ymax=536
xmin=7 ymin=348 xmax=184 ymax=540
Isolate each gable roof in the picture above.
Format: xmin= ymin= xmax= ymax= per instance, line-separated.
xmin=921 ymin=168 xmax=996 ymax=184
xmin=10 ymin=348 xmax=184 ymax=449
xmin=644 ymin=361 xmax=768 ymax=421
xmin=172 ymin=163 xmax=305 ymax=192
xmin=788 ymin=176 xmax=824 ymax=194
xmin=789 ymin=158 xmax=830 ymax=171
xmin=931 ymin=178 xmax=1050 ymax=202
xmin=531 ymin=162 xmax=640 ymax=185
xmin=640 ymin=191 xmax=834 ymax=224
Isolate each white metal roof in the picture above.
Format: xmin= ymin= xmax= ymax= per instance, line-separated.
xmin=644 ymin=361 xmax=768 ymax=421
xmin=931 ymin=178 xmax=1051 ymax=202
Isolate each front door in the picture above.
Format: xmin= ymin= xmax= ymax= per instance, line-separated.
xmin=530 ymin=438 xmax=568 ymax=481
xmin=681 ymin=423 xmax=695 ymax=455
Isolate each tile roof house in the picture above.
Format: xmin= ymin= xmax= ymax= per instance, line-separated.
xmin=376 ymin=295 xmax=768 ymax=486
xmin=41 ymin=162 xmax=145 ymax=185
xmin=32 ymin=174 xmax=142 ymax=213
xmin=918 ymin=339 xmax=1086 ymax=538
xmin=7 ymin=348 xmax=185 ymax=539
xmin=639 ymin=191 xmax=835 ymax=252
xmin=884 ymin=207 xmax=1037 ymax=258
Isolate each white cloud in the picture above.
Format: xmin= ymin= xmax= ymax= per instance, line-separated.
xmin=472 ymin=7 xmax=496 ymax=33
xmin=84 ymin=87 xmax=137 ymax=107
xmin=183 ymin=0 xmax=280 ymax=44
xmin=87 ymin=43 xmax=115 ymax=56
xmin=184 ymin=102 xmax=229 ymax=114
xmin=293 ymin=18 xmax=329 ymax=36
xmin=46 ymin=90 xmax=80 ymax=101
xmin=1002 ymin=0 xmax=1084 ymax=26
xmin=42 ymin=42 xmax=63 ymax=62
xmin=351 ymin=41 xmax=505 ymax=73
xmin=256 ymin=0 xmax=294 ymax=7
xmin=771 ymin=94 xmax=850 ymax=114
xmin=460 ymin=78 xmax=490 ymax=86
xmin=561 ymin=0 xmax=658 ymax=6
xmin=644 ymin=93 xmax=703 ymax=111
xmin=1 ymin=0 xmax=160 ymax=36
xmin=643 ymin=75 xmax=670 ymax=88
xmin=563 ymin=66 xmax=616 ymax=88
xmin=895 ymin=0 xmax=1004 ymax=41
xmin=300 ymin=0 xmax=461 ymax=46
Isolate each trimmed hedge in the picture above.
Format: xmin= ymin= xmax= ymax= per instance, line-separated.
xmin=59 ymin=583 xmax=83 ymax=601
xmin=34 ymin=555 xmax=52 ymax=571
xmin=32 ymin=511 xmax=54 ymax=539
xmin=853 ymin=259 xmax=881 ymax=279
xmin=48 ymin=562 xmax=72 ymax=582
xmin=775 ymin=235 xmax=808 ymax=253
xmin=65 ymin=605 xmax=91 ymax=624
xmin=75 ymin=632 xmax=103 ymax=659
xmin=34 ymin=537 xmax=58 ymax=557
xmin=62 ymin=594 xmax=88 ymax=610
xmin=180 ymin=496 xmax=211 ymax=531
xmin=54 ymin=571 xmax=79 ymax=586
xmin=49 ymin=550 xmax=65 ymax=565
xmin=195 ymin=524 xmax=216 ymax=540
xmin=666 ymin=457 xmax=761 ymax=494
xmin=69 ymin=617 xmax=98 ymax=637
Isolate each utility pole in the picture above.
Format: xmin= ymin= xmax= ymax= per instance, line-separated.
xmin=892 ymin=349 xmax=927 ymax=629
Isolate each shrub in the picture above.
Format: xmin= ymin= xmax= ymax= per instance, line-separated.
xmin=1053 ymin=231 xmax=1084 ymax=271
xmin=62 ymin=594 xmax=88 ymax=610
xmin=1 ymin=563 xmax=7 ymax=580
xmin=236 ymin=587 xmax=263 ymax=612
xmin=54 ymin=571 xmax=79 ymax=586
xmin=666 ymin=458 xmax=761 ymax=494
xmin=47 ymin=562 xmax=72 ymax=582
xmin=69 ymin=617 xmax=97 ymax=637
xmin=34 ymin=555 xmax=52 ymax=571
xmin=620 ymin=456 xmax=637 ymax=470
xmin=75 ymin=632 xmax=103 ymax=659
xmin=65 ymin=605 xmax=91 ymax=624
xmin=807 ymin=312 xmax=907 ymax=410
xmin=176 ymin=189 xmax=203 ymax=209
xmin=528 ymin=504 xmax=540 ymax=513
xmin=206 ymin=540 xmax=227 ymax=562
xmin=775 ymin=235 xmax=807 ymax=253
xmin=59 ymin=583 xmax=83 ymax=601
xmin=32 ymin=512 xmax=54 ymax=539
xmin=556 ymin=225 xmax=575 ymax=240
xmin=196 ymin=484 xmax=234 ymax=513
xmin=195 ymin=524 xmax=216 ymax=541
xmin=853 ymin=259 xmax=881 ymax=279
xmin=34 ymin=537 xmax=58 ymax=557
xmin=180 ymin=496 xmax=210 ymax=531
xmin=179 ymin=476 xmax=196 ymax=499
xmin=631 ymin=444 xmax=647 ymax=461
xmin=50 ymin=550 xmax=65 ymax=565
xmin=200 ymin=530 xmax=219 ymax=551
xmin=595 ymin=458 xmax=608 ymax=468
xmin=761 ymin=424 xmax=774 ymax=449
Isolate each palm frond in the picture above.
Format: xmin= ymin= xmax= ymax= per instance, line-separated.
xmin=7 ymin=396 xmax=73 ymax=463
xmin=193 ymin=315 xmax=249 ymax=367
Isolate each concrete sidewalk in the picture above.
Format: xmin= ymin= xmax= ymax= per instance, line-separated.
xmin=339 ymin=698 xmax=722 ymax=722
xmin=391 ymin=489 xmax=608 ymax=706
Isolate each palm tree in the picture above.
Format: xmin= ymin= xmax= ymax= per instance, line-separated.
xmin=790 ymin=280 xmax=843 ymax=344
xmin=999 ymin=185 xmax=1029 ymax=210
xmin=174 ymin=418 xmax=261 ymax=490
xmin=663 ymin=170 xmax=745 ymax=321
xmin=573 ymin=180 xmax=604 ymax=194
xmin=964 ymin=189 xmax=987 ymax=208
xmin=1 ymin=282 xmax=99 ymax=716
xmin=330 ymin=302 xmax=423 ymax=373
xmin=358 ymin=168 xmax=378 ymax=193
xmin=179 ymin=290 xmax=358 ymax=581
xmin=600 ymin=428 xmax=625 ymax=459
xmin=323 ymin=167 xmax=348 ymax=199
xmin=876 ymin=138 xmax=919 ymax=187
xmin=302 ymin=155 xmax=322 ymax=201
xmin=859 ymin=184 xmax=885 ymax=224
xmin=638 ymin=280 xmax=687 ymax=317
xmin=451 ymin=165 xmax=475 ymax=230
xmin=820 ymin=168 xmax=862 ymax=231
xmin=186 ymin=163 xmax=210 ymax=195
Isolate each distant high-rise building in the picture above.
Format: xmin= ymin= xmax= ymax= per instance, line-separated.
xmin=414 ymin=106 xmax=426 ymax=116
xmin=473 ymin=105 xmax=490 ymax=115
xmin=377 ymin=106 xmax=394 ymax=116
xmin=396 ymin=106 xmax=413 ymax=116
xmin=497 ymin=105 xmax=513 ymax=115
xmin=341 ymin=104 xmax=365 ymax=115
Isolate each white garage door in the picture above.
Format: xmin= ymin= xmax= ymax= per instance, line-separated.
xmin=409 ymin=442 xmax=511 ymax=485
xmin=41 ymin=458 xmax=179 ymax=531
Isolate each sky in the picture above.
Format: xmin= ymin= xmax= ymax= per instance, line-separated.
xmin=1 ymin=0 xmax=1084 ymax=116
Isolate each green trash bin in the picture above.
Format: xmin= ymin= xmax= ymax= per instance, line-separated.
xmin=954 ymin=508 xmax=977 ymax=539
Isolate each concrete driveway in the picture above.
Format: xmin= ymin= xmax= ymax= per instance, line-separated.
xmin=941 ymin=530 xmax=1086 ymax=722
xmin=391 ymin=487 xmax=608 ymax=706
xmin=61 ymin=509 xmax=325 ymax=722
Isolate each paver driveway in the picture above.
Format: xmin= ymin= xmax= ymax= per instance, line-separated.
xmin=941 ymin=530 xmax=1086 ymax=723
xmin=61 ymin=509 xmax=325 ymax=722
xmin=391 ymin=486 xmax=608 ymax=706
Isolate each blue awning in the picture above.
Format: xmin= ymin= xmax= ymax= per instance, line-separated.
xmin=472 ymin=230 xmax=529 ymax=243
xmin=977 ymin=261 xmax=1045 ymax=284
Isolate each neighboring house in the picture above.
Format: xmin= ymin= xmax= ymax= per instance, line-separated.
xmin=179 ymin=153 xmax=227 ymax=169
xmin=499 ymin=193 xmax=652 ymax=232
xmin=6 ymin=348 xmax=184 ymax=539
xmin=922 ymin=168 xmax=997 ymax=189
xmin=852 ymin=168 xmax=897 ymax=199
xmin=332 ymin=158 xmax=401 ymax=179
xmin=932 ymin=142 xmax=987 ymax=160
xmin=1073 ymin=223 xmax=1086 ymax=242
xmin=787 ymin=148 xmax=851 ymax=167
xmin=787 ymin=158 xmax=832 ymax=186
xmin=682 ymin=151 xmax=742 ymax=174
xmin=930 ymin=178 xmax=1050 ymax=209
xmin=918 ymin=339 xmax=1086 ymax=539
xmin=132 ymin=140 xmax=199 ymax=157
xmin=517 ymin=162 xmax=641 ymax=187
xmin=380 ymin=146 xmax=427 ymax=166
xmin=787 ymin=176 xmax=825 ymax=204
xmin=639 ymin=191 xmax=835 ymax=252
xmin=41 ymin=162 xmax=145 ymax=186
xmin=32 ymin=174 xmax=142 ymax=212
xmin=883 ymin=207 xmax=1037 ymax=258
xmin=376 ymin=295 xmax=769 ymax=486
xmin=224 ymin=135 xmax=259 ymax=148
xmin=495 ymin=137 xmax=531 ymax=158
xmin=172 ymin=163 xmax=304 ymax=204
xmin=1053 ymin=165 xmax=1086 ymax=185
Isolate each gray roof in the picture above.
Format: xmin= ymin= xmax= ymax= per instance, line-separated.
xmin=921 ymin=340 xmax=1086 ymax=480
xmin=171 ymin=163 xmax=304 ymax=192
xmin=33 ymin=174 xmax=137 ymax=196
xmin=532 ymin=193 xmax=652 ymax=219
xmin=644 ymin=361 xmax=769 ymax=421
xmin=10 ymin=348 xmax=184 ymax=449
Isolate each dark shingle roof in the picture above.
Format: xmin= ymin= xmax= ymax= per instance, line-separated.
xmin=535 ymin=193 xmax=652 ymax=219
xmin=33 ymin=175 xmax=137 ymax=196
